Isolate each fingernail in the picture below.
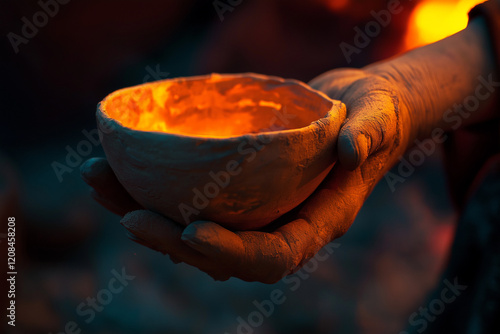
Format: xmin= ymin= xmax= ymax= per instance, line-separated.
xmin=79 ymin=157 xmax=101 ymax=182
xmin=181 ymin=221 xmax=200 ymax=241
xmin=355 ymin=134 xmax=369 ymax=166
xmin=339 ymin=133 xmax=359 ymax=169
xmin=180 ymin=232 xmax=201 ymax=248
xmin=80 ymin=162 xmax=92 ymax=184
xmin=121 ymin=212 xmax=139 ymax=230
xmin=181 ymin=221 xmax=213 ymax=245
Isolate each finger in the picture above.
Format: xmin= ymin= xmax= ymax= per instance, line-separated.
xmin=90 ymin=189 xmax=135 ymax=216
xmin=297 ymin=149 xmax=391 ymax=244
xmin=337 ymin=91 xmax=400 ymax=170
xmin=181 ymin=221 xmax=295 ymax=283
xmin=121 ymin=210 xmax=236 ymax=279
xmin=177 ymin=164 xmax=378 ymax=283
xmin=308 ymin=68 xmax=368 ymax=99
xmin=181 ymin=221 xmax=246 ymax=281
xmin=279 ymin=160 xmax=383 ymax=265
xmin=178 ymin=164 xmax=374 ymax=283
xmin=81 ymin=157 xmax=142 ymax=215
xmin=121 ymin=210 xmax=201 ymax=259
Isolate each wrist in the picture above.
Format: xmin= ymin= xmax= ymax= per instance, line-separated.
xmin=365 ymin=18 xmax=496 ymax=140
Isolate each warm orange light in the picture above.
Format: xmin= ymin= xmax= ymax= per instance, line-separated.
xmin=405 ymin=0 xmax=484 ymax=51
xmin=324 ymin=0 xmax=350 ymax=11
xmin=103 ymin=74 xmax=332 ymax=138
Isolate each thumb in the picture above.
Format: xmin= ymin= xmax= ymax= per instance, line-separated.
xmin=182 ymin=221 xmax=295 ymax=283
xmin=338 ymin=92 xmax=400 ymax=170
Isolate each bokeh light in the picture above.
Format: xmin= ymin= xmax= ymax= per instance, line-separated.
xmin=405 ymin=0 xmax=485 ymax=50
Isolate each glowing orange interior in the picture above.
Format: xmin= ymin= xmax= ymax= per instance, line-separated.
xmin=102 ymin=74 xmax=332 ymax=138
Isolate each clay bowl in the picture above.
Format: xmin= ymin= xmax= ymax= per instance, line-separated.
xmin=97 ymin=73 xmax=345 ymax=230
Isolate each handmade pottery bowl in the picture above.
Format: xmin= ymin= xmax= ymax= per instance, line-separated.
xmin=97 ymin=73 xmax=345 ymax=230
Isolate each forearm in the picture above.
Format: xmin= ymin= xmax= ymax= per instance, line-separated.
xmin=365 ymin=17 xmax=497 ymax=141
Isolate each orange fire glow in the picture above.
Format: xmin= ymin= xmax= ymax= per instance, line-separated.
xmin=405 ymin=0 xmax=485 ymax=51
xmin=102 ymin=75 xmax=332 ymax=138
xmin=324 ymin=0 xmax=350 ymax=11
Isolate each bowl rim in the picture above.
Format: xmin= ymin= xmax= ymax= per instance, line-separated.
xmin=97 ymin=72 xmax=341 ymax=142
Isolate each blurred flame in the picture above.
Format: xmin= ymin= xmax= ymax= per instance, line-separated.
xmin=405 ymin=0 xmax=485 ymax=50
xmin=324 ymin=0 xmax=350 ymax=11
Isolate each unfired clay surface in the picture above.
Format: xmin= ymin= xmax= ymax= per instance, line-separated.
xmin=98 ymin=73 xmax=345 ymax=230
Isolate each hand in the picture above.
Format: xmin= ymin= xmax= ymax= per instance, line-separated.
xmin=82 ymin=68 xmax=415 ymax=283
xmin=309 ymin=68 xmax=414 ymax=169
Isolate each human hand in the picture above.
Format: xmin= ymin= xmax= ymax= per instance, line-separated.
xmin=308 ymin=67 xmax=415 ymax=170
xmin=81 ymin=156 xmax=351 ymax=284
xmin=82 ymin=68 xmax=415 ymax=283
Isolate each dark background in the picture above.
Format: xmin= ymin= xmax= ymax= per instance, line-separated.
xmin=0 ymin=0 xmax=464 ymax=333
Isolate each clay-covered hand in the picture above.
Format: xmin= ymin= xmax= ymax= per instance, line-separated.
xmin=81 ymin=68 xmax=415 ymax=283
xmin=308 ymin=68 xmax=415 ymax=170
xmin=81 ymin=156 xmax=355 ymax=283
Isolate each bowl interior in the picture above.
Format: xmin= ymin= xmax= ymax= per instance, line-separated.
xmin=101 ymin=74 xmax=333 ymax=138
